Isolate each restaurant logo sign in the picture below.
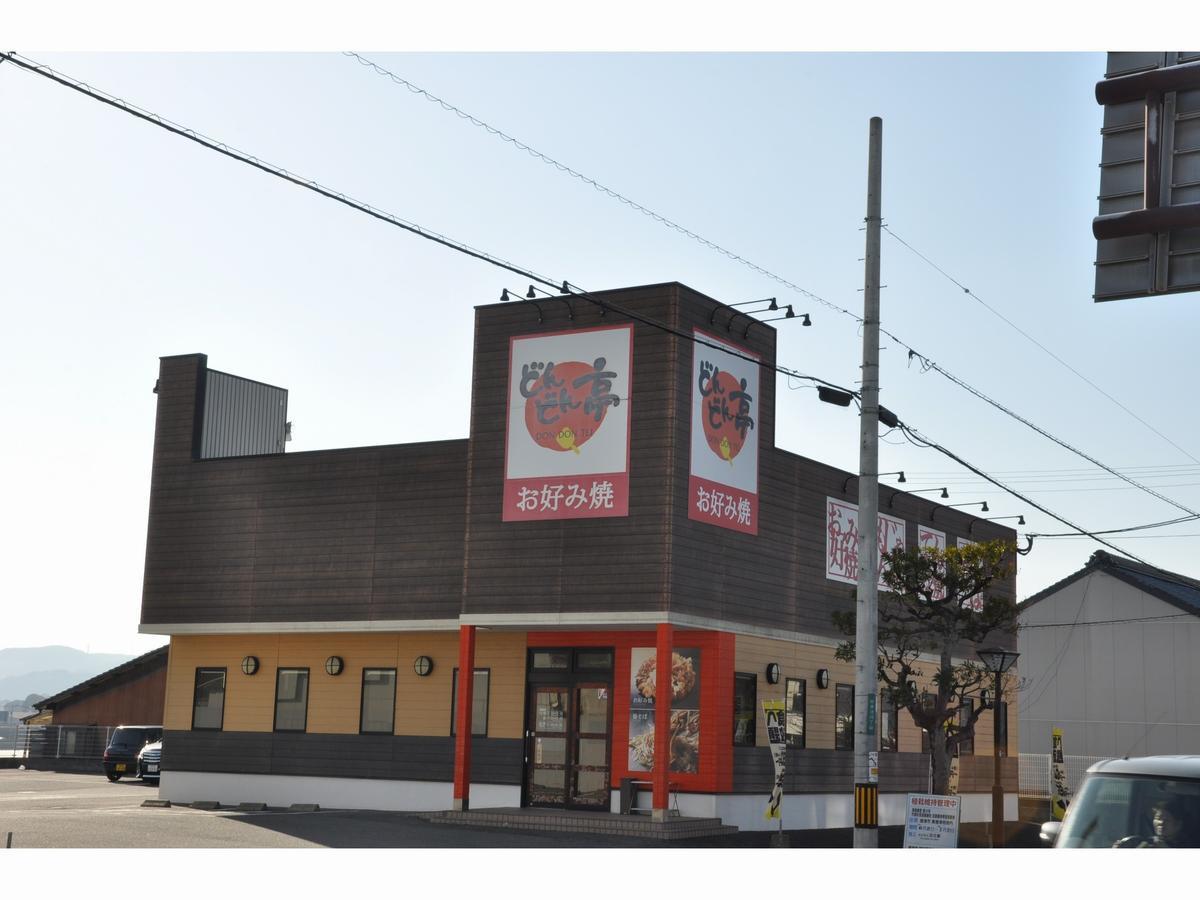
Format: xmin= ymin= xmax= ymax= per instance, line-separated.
xmin=826 ymin=498 xmax=906 ymax=588
xmin=503 ymin=325 xmax=633 ymax=521
xmin=627 ymin=647 xmax=701 ymax=774
xmin=918 ymin=526 xmax=947 ymax=602
xmin=956 ymin=536 xmax=983 ymax=612
xmin=689 ymin=329 xmax=759 ymax=534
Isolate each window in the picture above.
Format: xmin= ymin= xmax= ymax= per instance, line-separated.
xmin=880 ymin=692 xmax=899 ymax=752
xmin=784 ymin=678 xmax=805 ymax=748
xmin=360 ymin=668 xmax=397 ymax=734
xmin=192 ymin=668 xmax=226 ymax=731
xmin=956 ymin=699 xmax=974 ymax=756
xmin=733 ymin=673 xmax=757 ymax=746
xmin=274 ymin=668 xmax=309 ymax=732
xmin=835 ymin=683 xmax=854 ymax=750
xmin=451 ymin=668 xmax=490 ymax=736
xmin=920 ymin=692 xmax=934 ymax=754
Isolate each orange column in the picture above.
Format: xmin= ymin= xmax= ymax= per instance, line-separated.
xmin=452 ymin=624 xmax=477 ymax=811
xmin=652 ymin=622 xmax=673 ymax=820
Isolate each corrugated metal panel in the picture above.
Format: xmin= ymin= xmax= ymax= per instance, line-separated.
xmin=200 ymin=369 xmax=287 ymax=459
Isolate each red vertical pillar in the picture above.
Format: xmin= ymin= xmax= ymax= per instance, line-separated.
xmin=452 ymin=624 xmax=477 ymax=811
xmin=652 ymin=622 xmax=673 ymax=821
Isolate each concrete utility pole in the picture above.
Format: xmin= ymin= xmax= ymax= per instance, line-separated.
xmin=853 ymin=116 xmax=883 ymax=849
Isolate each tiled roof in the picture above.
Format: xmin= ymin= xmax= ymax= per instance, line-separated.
xmin=34 ymin=645 xmax=168 ymax=711
xmin=1019 ymin=550 xmax=1200 ymax=616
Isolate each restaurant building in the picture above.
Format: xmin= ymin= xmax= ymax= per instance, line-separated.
xmin=141 ymin=282 xmax=1019 ymax=830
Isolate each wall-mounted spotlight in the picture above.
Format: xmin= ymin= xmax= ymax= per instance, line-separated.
xmin=766 ymin=662 xmax=781 ymax=684
xmin=528 ymin=283 xmax=575 ymax=319
xmin=931 ymin=500 xmax=989 ymax=521
xmin=413 ymin=656 xmax=434 ymax=677
xmin=325 ymin=656 xmax=344 ymax=676
xmin=241 ymin=656 xmax=259 ymax=676
xmin=744 ymin=306 xmax=811 ymax=338
xmin=728 ymin=297 xmax=778 ymax=309
xmin=970 ymin=514 xmax=1025 ymax=535
xmin=842 ymin=470 xmax=904 ymax=494
xmin=816 ymin=668 xmax=830 ymax=689
xmin=888 ymin=486 xmax=948 ymax=508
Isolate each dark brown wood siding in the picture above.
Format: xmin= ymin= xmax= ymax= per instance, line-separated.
xmin=47 ymin=665 xmax=168 ymax=726
xmin=142 ymin=355 xmax=468 ymax=626
xmin=461 ymin=285 xmax=682 ymax=616
xmin=163 ymin=730 xmax=523 ymax=783
xmin=140 ymin=286 xmax=1016 ymax=646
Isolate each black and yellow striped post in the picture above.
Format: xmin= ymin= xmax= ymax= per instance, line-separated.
xmin=854 ymin=783 xmax=879 ymax=829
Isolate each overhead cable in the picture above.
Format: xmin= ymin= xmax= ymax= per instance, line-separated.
xmin=344 ymin=51 xmax=1199 ymax=522
xmin=883 ymin=224 xmax=1200 ymax=467
xmin=4 ymin=50 xmax=1158 ymax=568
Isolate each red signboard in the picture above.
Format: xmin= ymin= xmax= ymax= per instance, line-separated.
xmin=688 ymin=329 xmax=759 ymax=535
xmin=502 ymin=325 xmax=633 ymax=522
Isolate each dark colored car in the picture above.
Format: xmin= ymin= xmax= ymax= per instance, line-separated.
xmin=137 ymin=740 xmax=162 ymax=782
xmin=102 ymin=725 xmax=162 ymax=782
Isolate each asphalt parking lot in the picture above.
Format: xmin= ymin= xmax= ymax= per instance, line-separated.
xmin=0 ymin=769 xmax=748 ymax=849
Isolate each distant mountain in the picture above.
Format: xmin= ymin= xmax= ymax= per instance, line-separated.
xmin=0 ymin=646 xmax=135 ymax=705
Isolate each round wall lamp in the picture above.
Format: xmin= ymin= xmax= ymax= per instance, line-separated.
xmin=816 ymin=668 xmax=830 ymax=689
xmin=413 ymin=655 xmax=434 ymax=677
xmin=241 ymin=656 xmax=259 ymax=676
xmin=765 ymin=662 xmax=781 ymax=685
xmin=324 ymin=655 xmax=344 ymax=676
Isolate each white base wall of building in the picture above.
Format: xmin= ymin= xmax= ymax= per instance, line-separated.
xmin=159 ymin=771 xmax=521 ymax=811
xmin=607 ymin=789 xmax=1018 ymax=831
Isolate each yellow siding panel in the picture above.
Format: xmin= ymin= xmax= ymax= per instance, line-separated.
xmin=165 ymin=631 xmax=528 ymax=738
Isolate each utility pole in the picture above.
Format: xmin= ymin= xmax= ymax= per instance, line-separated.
xmin=853 ymin=116 xmax=883 ymax=849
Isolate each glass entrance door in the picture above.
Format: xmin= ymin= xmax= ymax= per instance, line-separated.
xmin=569 ymin=685 xmax=610 ymax=809
xmin=524 ymin=649 xmax=615 ymax=810
xmin=526 ymin=686 xmax=570 ymax=807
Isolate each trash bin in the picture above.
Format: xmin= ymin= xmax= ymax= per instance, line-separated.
xmin=619 ymin=777 xmax=636 ymax=815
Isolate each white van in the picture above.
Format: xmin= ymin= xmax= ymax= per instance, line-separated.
xmin=1043 ymin=756 xmax=1200 ymax=848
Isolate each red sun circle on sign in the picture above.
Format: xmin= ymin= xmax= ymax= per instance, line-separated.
xmin=523 ymin=360 xmax=612 ymax=454
xmin=702 ymin=370 xmax=748 ymax=465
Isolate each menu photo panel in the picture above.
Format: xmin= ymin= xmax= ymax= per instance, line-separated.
xmin=688 ymin=329 xmax=760 ymax=534
xmin=503 ymin=324 xmax=633 ymax=521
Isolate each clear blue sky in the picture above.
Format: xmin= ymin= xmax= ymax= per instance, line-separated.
xmin=3 ymin=28 xmax=1198 ymax=656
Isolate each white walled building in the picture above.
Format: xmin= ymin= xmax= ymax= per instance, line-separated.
xmin=1018 ymin=551 xmax=1200 ymax=759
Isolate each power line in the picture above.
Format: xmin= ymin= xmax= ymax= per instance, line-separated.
xmin=341 ymin=51 xmax=856 ymax=324
xmin=1029 ymin=533 xmax=1200 ymax=540
xmin=883 ymin=225 xmax=1200 ymax=467
xmin=1029 ymin=513 xmax=1199 ymax=537
xmin=344 ymin=51 xmax=1200 ymax=526
xmin=1022 ymin=613 xmax=1195 ymax=627
xmin=5 ymin=50 xmax=1161 ymax=570
xmin=897 ymin=422 xmax=1150 ymax=565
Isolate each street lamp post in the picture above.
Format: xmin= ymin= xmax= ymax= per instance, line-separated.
xmin=977 ymin=647 xmax=1019 ymax=848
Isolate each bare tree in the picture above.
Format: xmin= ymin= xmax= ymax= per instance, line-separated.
xmin=833 ymin=539 xmax=1019 ymax=795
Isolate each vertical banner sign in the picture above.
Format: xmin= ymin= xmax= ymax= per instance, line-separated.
xmin=503 ymin=325 xmax=633 ymax=521
xmin=627 ymin=648 xmax=701 ymax=774
xmin=1052 ymin=726 xmax=1071 ymax=820
xmin=689 ymin=329 xmax=759 ymax=534
xmin=826 ymin=498 xmax=907 ymax=588
xmin=762 ymin=699 xmax=786 ymax=820
xmin=917 ymin=526 xmax=947 ymax=602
